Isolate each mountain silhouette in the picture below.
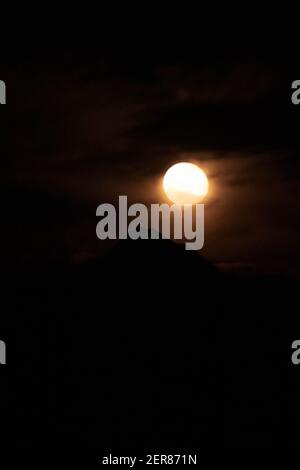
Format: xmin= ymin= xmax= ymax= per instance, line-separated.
xmin=85 ymin=232 xmax=222 ymax=287
xmin=32 ymin=233 xmax=221 ymax=450
xmin=5 ymin=233 xmax=294 ymax=450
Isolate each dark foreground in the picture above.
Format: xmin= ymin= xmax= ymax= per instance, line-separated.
xmin=1 ymin=238 xmax=299 ymax=450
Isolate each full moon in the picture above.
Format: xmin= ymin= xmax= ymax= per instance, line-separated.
xmin=163 ymin=162 xmax=209 ymax=205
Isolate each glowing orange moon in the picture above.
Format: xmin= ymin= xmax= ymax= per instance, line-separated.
xmin=163 ymin=162 xmax=208 ymax=205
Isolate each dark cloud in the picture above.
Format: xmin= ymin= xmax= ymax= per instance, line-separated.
xmin=2 ymin=47 xmax=300 ymax=273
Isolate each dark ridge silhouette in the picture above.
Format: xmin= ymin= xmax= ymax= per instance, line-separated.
xmin=86 ymin=232 xmax=222 ymax=284
xmin=3 ymin=234 xmax=300 ymax=451
xmin=108 ymin=235 xmax=215 ymax=266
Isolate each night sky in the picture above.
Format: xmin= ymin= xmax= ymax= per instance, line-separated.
xmin=2 ymin=37 xmax=300 ymax=276
xmin=1 ymin=16 xmax=300 ymax=453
